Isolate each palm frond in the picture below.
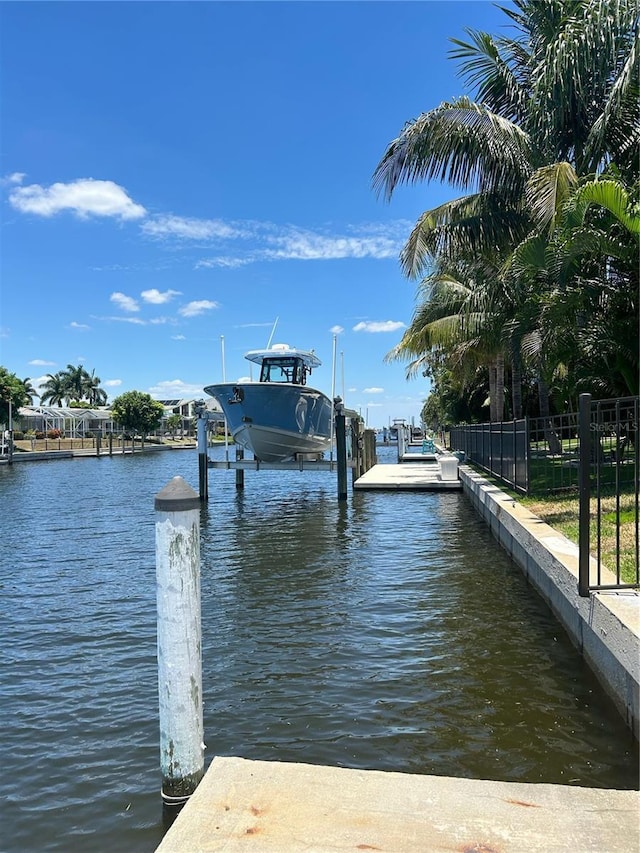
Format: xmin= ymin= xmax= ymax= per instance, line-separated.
xmin=449 ymin=29 xmax=527 ymax=123
xmin=525 ymin=162 xmax=579 ymax=233
xmin=372 ymin=97 xmax=531 ymax=201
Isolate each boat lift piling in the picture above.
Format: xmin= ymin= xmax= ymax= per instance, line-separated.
xmin=196 ymin=403 xmax=208 ymax=501
xmin=235 ymin=445 xmax=244 ymax=490
xmin=154 ymin=477 xmax=205 ymax=808
xmin=334 ymin=397 xmax=348 ymax=501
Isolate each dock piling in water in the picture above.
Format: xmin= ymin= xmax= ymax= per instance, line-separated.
xmin=196 ymin=403 xmax=208 ymax=501
xmin=235 ymin=445 xmax=245 ymax=489
xmin=334 ymin=398 xmax=347 ymax=501
xmin=154 ymin=476 xmax=205 ymax=807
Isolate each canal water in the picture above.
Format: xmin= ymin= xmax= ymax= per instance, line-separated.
xmin=2 ymin=446 xmax=637 ymax=852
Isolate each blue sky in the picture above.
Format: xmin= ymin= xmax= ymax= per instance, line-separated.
xmin=1 ymin=1 xmax=507 ymax=428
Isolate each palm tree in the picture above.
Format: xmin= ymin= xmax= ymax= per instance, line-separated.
xmin=374 ymin=0 xmax=638 ymax=415
xmin=510 ymin=170 xmax=640 ymax=398
xmin=20 ymin=378 xmax=38 ymax=405
xmin=386 ymin=254 xmax=511 ymax=421
xmin=83 ymin=369 xmax=108 ymax=406
xmin=39 ymin=372 xmax=70 ymax=407
xmin=63 ymin=364 xmax=90 ymax=404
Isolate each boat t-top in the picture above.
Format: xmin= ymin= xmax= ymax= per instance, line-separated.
xmin=204 ymin=343 xmax=333 ymax=462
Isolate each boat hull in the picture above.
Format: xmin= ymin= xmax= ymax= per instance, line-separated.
xmin=204 ymin=382 xmax=333 ymax=462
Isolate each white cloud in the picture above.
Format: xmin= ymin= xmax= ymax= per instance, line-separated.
xmin=2 ymin=172 xmax=26 ymax=185
xmin=141 ymin=288 xmax=181 ymax=304
xmin=353 ymin=320 xmax=406 ymax=333
xmin=364 ymin=387 xmax=384 ymax=394
xmin=106 ymin=316 xmax=146 ymax=325
xmin=29 ymin=359 xmax=56 ymax=366
xmin=104 ymin=379 xmax=122 ymax=388
xmin=264 ymin=229 xmax=399 ymax=261
xmin=178 ymin=300 xmax=218 ymax=317
xmin=366 ymin=402 xmax=384 ymax=408
xmin=330 ymin=325 xmax=344 ymax=335
xmin=149 ymin=379 xmax=207 ymax=398
xmin=195 ymin=256 xmax=253 ymax=269
xmin=235 ymin=322 xmax=274 ymax=328
xmin=110 ymin=291 xmax=139 ymax=312
xmin=69 ymin=321 xmax=90 ymax=330
xmin=9 ymin=178 xmax=146 ymax=220
xmin=142 ymin=215 xmax=242 ymax=240
xmin=172 ymin=334 xmax=186 ymax=340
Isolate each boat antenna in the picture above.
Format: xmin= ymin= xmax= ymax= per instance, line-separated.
xmin=221 ymin=334 xmax=229 ymax=461
xmin=266 ymin=316 xmax=279 ymax=349
xmin=330 ymin=333 xmax=337 ymax=462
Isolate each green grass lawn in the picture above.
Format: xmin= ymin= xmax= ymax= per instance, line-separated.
xmin=510 ymin=486 xmax=638 ymax=587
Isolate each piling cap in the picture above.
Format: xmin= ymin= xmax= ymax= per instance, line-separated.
xmin=155 ymin=476 xmax=201 ymax=512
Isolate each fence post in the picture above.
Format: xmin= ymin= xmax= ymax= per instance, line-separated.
xmin=578 ymin=393 xmax=592 ymax=597
xmin=154 ymin=477 xmax=204 ymax=806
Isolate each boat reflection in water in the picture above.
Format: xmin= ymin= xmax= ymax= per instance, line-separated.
xmin=204 ymin=343 xmax=333 ymax=463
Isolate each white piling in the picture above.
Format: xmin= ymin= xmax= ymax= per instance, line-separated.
xmin=155 ymin=476 xmax=204 ymax=806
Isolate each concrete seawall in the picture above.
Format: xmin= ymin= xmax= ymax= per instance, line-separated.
xmin=460 ymin=465 xmax=639 ymax=740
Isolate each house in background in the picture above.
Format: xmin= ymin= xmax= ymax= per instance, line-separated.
xmin=14 ymin=399 xmax=225 ymax=439
xmin=158 ymin=398 xmax=225 ymax=437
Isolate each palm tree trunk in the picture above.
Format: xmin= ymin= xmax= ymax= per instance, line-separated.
xmin=495 ymin=351 xmax=505 ymax=422
xmin=488 ymin=358 xmax=497 ymax=421
xmin=510 ymin=339 xmax=523 ymax=420
xmin=538 ymin=370 xmax=562 ymax=455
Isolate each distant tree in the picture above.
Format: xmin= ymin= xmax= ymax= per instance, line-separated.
xmin=83 ymin=369 xmax=108 ymax=406
xmin=39 ymin=372 xmax=70 ymax=407
xmin=20 ymin=377 xmax=38 ymax=405
xmin=40 ymin=364 xmax=108 ymax=407
xmin=111 ymin=391 xmax=164 ymax=447
xmin=166 ymin=413 xmax=182 ymax=438
xmin=63 ymin=363 xmax=90 ymax=402
xmin=0 ymin=367 xmax=30 ymax=425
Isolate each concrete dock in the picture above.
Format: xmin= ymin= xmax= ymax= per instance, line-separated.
xmin=354 ymin=460 xmax=461 ymax=490
xmin=156 ymin=756 xmax=639 ymax=852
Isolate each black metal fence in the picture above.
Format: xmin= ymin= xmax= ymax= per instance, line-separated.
xmin=449 ymin=419 xmax=529 ymax=493
xmin=578 ymin=394 xmax=639 ymax=594
xmin=449 ymin=394 xmax=639 ymax=593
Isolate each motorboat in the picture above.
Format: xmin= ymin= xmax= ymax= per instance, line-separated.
xmin=204 ymin=343 xmax=333 ymax=462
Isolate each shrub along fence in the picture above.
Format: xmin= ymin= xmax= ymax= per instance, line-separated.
xmin=449 ymin=394 xmax=639 ymax=594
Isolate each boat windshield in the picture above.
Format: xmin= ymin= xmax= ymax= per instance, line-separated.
xmin=260 ymin=357 xmax=307 ymax=385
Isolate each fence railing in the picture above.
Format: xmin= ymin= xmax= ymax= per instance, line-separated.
xmin=449 ymin=419 xmax=529 ymax=493
xmin=449 ymin=394 xmax=639 ymax=594
xmin=578 ymin=394 xmax=639 ymax=594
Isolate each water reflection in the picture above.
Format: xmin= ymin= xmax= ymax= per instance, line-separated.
xmin=2 ymin=451 xmax=638 ymax=853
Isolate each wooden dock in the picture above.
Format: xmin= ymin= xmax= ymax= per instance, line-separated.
xmin=354 ymin=459 xmax=461 ymax=491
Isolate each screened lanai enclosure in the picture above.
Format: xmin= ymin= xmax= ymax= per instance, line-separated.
xmin=12 ymin=400 xmax=225 ymax=439
xmin=16 ymin=406 xmax=116 ymax=438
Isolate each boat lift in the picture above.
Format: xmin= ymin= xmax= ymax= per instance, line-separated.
xmin=195 ymin=398 xmax=375 ymax=502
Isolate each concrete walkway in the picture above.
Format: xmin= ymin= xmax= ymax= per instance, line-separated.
xmin=354 ymin=461 xmax=461 ymax=490
xmin=156 ymin=756 xmax=639 ymax=852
